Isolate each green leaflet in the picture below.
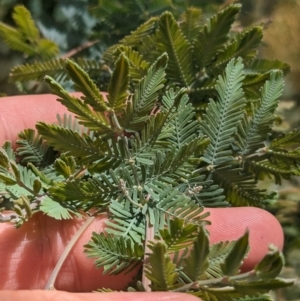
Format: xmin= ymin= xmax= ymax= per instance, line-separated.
xmin=179 ymin=7 xmax=203 ymax=44
xmin=145 ymin=242 xmax=180 ymax=291
xmin=107 ymin=54 xmax=130 ymax=111
xmin=84 ymin=233 xmax=144 ymax=275
xmin=158 ymin=218 xmax=198 ymax=253
xmin=212 ymin=26 xmax=263 ymax=72
xmin=221 ymin=230 xmax=249 ymax=276
xmin=236 ymin=70 xmax=283 ymax=155
xmin=122 ymin=53 xmax=168 ymax=131
xmin=113 ymin=46 xmax=150 ymax=82
xmin=193 ymin=4 xmax=240 ymax=70
xmin=183 ymin=226 xmax=210 ymax=281
xmin=10 ymin=58 xmax=107 ymax=83
xmin=200 ymin=58 xmax=246 ymax=167
xmin=157 ymin=12 xmax=194 ymax=87
xmin=16 ymin=129 xmax=57 ymax=168
xmin=0 ymin=5 xmax=58 ymax=58
xmin=36 ymin=122 xmax=114 ymax=163
xmin=64 ymin=59 xmax=110 ymax=112
xmin=44 ymin=77 xmax=113 ymax=134
xmin=40 ymin=197 xmax=76 ymax=220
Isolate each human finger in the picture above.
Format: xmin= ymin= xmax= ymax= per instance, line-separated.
xmin=0 ymin=207 xmax=283 ymax=292
xmin=0 ymin=93 xmax=80 ymax=145
xmin=0 ymin=291 xmax=200 ymax=301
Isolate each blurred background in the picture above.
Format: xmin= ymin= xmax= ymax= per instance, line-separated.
xmin=0 ymin=0 xmax=299 ymax=299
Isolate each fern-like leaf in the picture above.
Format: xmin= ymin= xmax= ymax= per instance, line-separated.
xmin=12 ymin=5 xmax=39 ymax=41
xmin=64 ymin=59 xmax=110 ymax=112
xmin=157 ymin=12 xmax=194 ymax=87
xmin=36 ymin=122 xmax=121 ymax=167
xmin=183 ymin=226 xmax=209 ymax=281
xmin=122 ymin=53 xmax=168 ymax=131
xmin=0 ymin=5 xmax=58 ymax=58
xmin=84 ymin=233 xmax=143 ymax=275
xmin=44 ymin=76 xmax=113 ymax=135
xmin=107 ymin=54 xmax=129 ymax=112
xmin=103 ymin=16 xmax=159 ymax=62
xmin=179 ymin=7 xmax=203 ymax=44
xmin=164 ymin=93 xmax=199 ymax=149
xmin=113 ymin=46 xmax=150 ymax=82
xmin=145 ymin=242 xmax=180 ymax=291
xmin=193 ymin=4 xmax=240 ymax=70
xmin=106 ymin=200 xmax=146 ymax=244
xmin=9 ymin=58 xmax=107 ymax=83
xmin=236 ymin=71 xmax=283 ymax=155
xmin=16 ymin=129 xmax=56 ymax=168
xmin=39 ymin=197 xmax=76 ymax=220
xmin=245 ymin=59 xmax=290 ymax=75
xmin=158 ymin=217 xmax=198 ymax=253
xmin=212 ymin=26 xmax=263 ymax=72
xmin=200 ymin=58 xmax=245 ymax=167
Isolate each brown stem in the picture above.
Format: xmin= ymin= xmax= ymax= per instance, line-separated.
xmin=61 ymin=40 xmax=100 ymax=59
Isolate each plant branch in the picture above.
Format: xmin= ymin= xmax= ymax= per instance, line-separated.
xmin=171 ymin=270 xmax=257 ymax=292
xmin=61 ymin=40 xmax=100 ymax=59
xmin=142 ymin=214 xmax=155 ymax=292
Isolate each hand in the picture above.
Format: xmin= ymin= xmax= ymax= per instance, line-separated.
xmin=0 ymin=94 xmax=284 ymax=301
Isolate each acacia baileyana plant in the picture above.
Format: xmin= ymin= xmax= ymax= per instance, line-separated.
xmin=0 ymin=4 xmax=297 ymax=300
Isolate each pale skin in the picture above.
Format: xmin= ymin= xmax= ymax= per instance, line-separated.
xmin=0 ymin=94 xmax=284 ymax=301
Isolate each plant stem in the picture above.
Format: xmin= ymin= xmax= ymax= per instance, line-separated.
xmin=44 ymin=215 xmax=95 ymax=290
xmin=171 ymin=270 xmax=256 ymax=292
xmin=142 ymin=215 xmax=154 ymax=292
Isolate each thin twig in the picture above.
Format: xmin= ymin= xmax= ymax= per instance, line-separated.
xmin=171 ymin=270 xmax=256 ymax=292
xmin=61 ymin=40 xmax=100 ymax=59
xmin=44 ymin=215 xmax=95 ymax=290
xmin=142 ymin=215 xmax=154 ymax=292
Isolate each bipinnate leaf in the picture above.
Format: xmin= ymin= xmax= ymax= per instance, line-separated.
xmin=36 ymin=122 xmax=103 ymax=163
xmin=221 ymin=230 xmax=249 ymax=276
xmin=44 ymin=76 xmax=112 ymax=134
xmin=12 ymin=5 xmax=39 ymax=41
xmin=254 ymin=245 xmax=284 ymax=279
xmin=107 ymin=54 xmax=130 ymax=112
xmin=102 ymin=16 xmax=159 ymax=62
xmin=114 ymin=46 xmax=150 ymax=82
xmin=0 ymin=5 xmax=58 ymax=58
xmin=54 ymin=155 xmax=77 ymax=179
xmin=16 ymin=129 xmax=56 ymax=168
xmin=40 ymin=197 xmax=74 ymax=220
xmin=246 ymin=59 xmax=290 ymax=74
xmin=179 ymin=7 xmax=203 ymax=43
xmin=193 ymin=4 xmax=241 ymax=70
xmin=64 ymin=59 xmax=110 ymax=112
xmin=123 ymin=53 xmax=168 ymax=130
xmin=145 ymin=242 xmax=179 ymax=291
xmin=213 ymin=26 xmax=263 ymax=71
xmin=0 ymin=148 xmax=10 ymax=170
xmin=201 ymin=58 xmax=245 ymax=166
xmin=157 ymin=12 xmax=194 ymax=87
xmin=84 ymin=233 xmax=143 ymax=275
xmin=237 ymin=70 xmax=283 ymax=156
xmin=159 ymin=218 xmax=198 ymax=253
xmin=183 ymin=226 xmax=209 ymax=281
xmin=10 ymin=58 xmax=106 ymax=83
